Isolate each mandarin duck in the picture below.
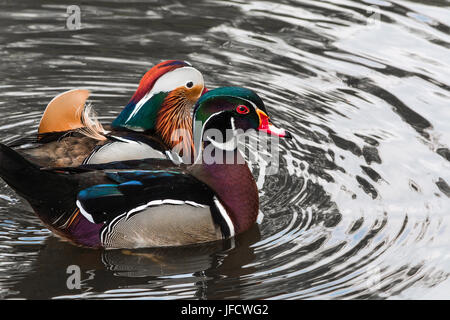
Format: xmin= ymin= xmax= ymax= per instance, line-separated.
xmin=13 ymin=60 xmax=206 ymax=167
xmin=0 ymin=87 xmax=290 ymax=249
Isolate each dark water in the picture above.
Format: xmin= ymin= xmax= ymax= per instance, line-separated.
xmin=0 ymin=0 xmax=449 ymax=299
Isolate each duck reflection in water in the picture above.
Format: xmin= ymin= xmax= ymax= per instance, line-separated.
xmin=9 ymin=224 xmax=261 ymax=299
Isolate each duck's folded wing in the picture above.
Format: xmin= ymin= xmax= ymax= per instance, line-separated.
xmin=76 ymin=170 xmax=233 ymax=247
xmin=76 ymin=170 xmax=213 ymax=224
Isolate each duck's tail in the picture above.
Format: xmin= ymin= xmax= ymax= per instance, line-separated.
xmin=0 ymin=143 xmax=49 ymax=201
xmin=0 ymin=143 xmax=80 ymax=228
xmin=0 ymin=143 xmax=77 ymax=205
xmin=0 ymin=143 xmax=103 ymax=245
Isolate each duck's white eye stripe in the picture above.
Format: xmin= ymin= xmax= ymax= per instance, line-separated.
xmin=126 ymin=67 xmax=204 ymax=123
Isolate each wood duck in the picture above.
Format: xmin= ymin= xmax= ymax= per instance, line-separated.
xmin=13 ymin=60 xmax=207 ymax=168
xmin=0 ymin=87 xmax=290 ymax=249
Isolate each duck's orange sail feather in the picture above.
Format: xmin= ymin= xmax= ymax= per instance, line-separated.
xmin=38 ymin=89 xmax=91 ymax=135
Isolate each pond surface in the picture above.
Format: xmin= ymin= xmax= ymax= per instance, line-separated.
xmin=0 ymin=0 xmax=449 ymax=299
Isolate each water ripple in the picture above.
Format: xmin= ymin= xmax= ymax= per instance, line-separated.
xmin=0 ymin=0 xmax=449 ymax=299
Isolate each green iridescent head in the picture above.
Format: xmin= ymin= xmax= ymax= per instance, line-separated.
xmin=192 ymin=87 xmax=291 ymax=152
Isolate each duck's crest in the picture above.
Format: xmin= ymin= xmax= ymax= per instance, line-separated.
xmin=112 ymin=60 xmax=191 ymax=131
xmin=193 ymin=87 xmax=265 ymax=116
xmin=130 ymin=60 xmax=190 ymax=105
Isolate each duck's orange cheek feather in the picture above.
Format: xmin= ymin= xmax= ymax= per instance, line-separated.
xmin=168 ymin=85 xmax=204 ymax=106
xmin=184 ymin=85 xmax=205 ymax=103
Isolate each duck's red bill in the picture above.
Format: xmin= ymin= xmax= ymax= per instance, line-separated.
xmin=256 ymin=109 xmax=291 ymax=138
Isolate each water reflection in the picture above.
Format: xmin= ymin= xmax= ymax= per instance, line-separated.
xmin=0 ymin=0 xmax=449 ymax=299
xmin=8 ymin=226 xmax=260 ymax=299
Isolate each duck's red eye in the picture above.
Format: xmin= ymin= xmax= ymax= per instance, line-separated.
xmin=236 ymin=105 xmax=249 ymax=114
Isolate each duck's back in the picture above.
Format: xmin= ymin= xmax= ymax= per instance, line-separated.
xmin=14 ymin=128 xmax=169 ymax=167
xmin=18 ymin=135 xmax=101 ymax=167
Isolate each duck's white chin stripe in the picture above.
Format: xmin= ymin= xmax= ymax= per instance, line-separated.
xmin=206 ymin=136 xmax=237 ymax=151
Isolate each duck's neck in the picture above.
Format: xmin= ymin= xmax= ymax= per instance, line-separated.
xmin=155 ymin=91 xmax=194 ymax=156
xmin=112 ymin=92 xmax=195 ymax=157
xmin=111 ymin=92 xmax=168 ymax=132
xmin=188 ymin=147 xmax=259 ymax=234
